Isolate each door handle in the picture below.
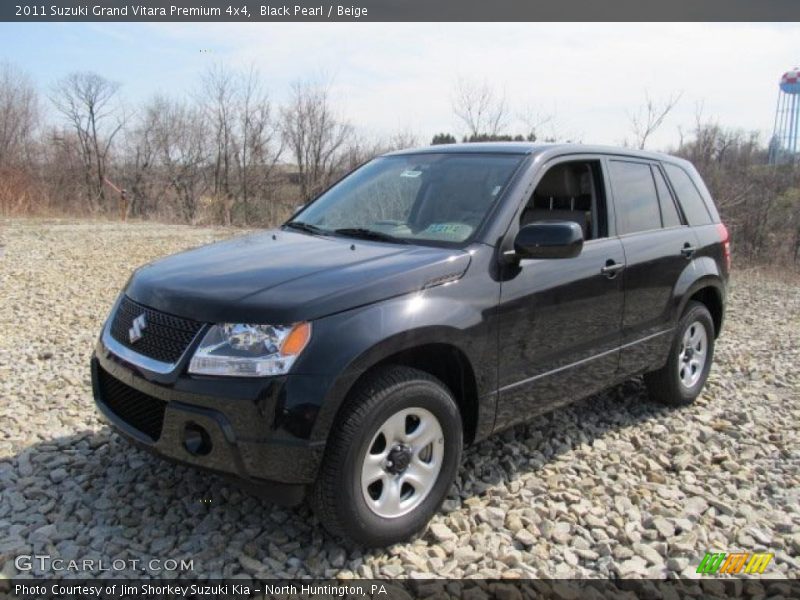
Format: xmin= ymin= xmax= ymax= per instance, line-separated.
xmin=681 ymin=243 xmax=697 ymax=259
xmin=601 ymin=260 xmax=624 ymax=278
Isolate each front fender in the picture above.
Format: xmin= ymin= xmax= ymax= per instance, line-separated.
xmin=292 ymin=285 xmax=496 ymax=444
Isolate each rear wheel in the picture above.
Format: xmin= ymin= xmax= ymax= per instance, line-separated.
xmin=645 ymin=301 xmax=715 ymax=406
xmin=311 ymin=366 xmax=462 ymax=547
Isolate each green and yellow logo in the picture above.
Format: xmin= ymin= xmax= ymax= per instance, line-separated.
xmin=696 ymin=552 xmax=774 ymax=575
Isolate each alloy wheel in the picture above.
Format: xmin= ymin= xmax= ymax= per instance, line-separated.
xmin=678 ymin=320 xmax=708 ymax=389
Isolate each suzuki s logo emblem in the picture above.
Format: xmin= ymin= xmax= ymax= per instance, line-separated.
xmin=129 ymin=314 xmax=147 ymax=343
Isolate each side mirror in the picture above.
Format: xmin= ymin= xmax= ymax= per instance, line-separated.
xmin=511 ymin=221 xmax=584 ymax=260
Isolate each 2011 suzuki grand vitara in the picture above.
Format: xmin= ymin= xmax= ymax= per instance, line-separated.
xmin=92 ymin=143 xmax=729 ymax=546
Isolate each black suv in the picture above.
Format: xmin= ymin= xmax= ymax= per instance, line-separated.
xmin=92 ymin=143 xmax=729 ymax=546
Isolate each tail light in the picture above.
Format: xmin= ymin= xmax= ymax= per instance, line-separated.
xmin=716 ymin=223 xmax=731 ymax=271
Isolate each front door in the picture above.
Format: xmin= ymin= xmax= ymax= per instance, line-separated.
xmin=494 ymin=158 xmax=625 ymax=431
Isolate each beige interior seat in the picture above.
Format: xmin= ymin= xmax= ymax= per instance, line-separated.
xmin=521 ymin=163 xmax=593 ymax=238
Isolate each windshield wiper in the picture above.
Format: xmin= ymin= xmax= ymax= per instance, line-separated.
xmin=283 ymin=221 xmax=329 ymax=236
xmin=333 ymin=228 xmax=408 ymax=244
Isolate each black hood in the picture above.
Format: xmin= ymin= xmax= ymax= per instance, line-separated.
xmin=125 ymin=230 xmax=472 ymax=324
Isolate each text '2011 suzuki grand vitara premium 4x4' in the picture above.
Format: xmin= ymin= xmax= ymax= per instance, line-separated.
xmin=92 ymin=143 xmax=729 ymax=546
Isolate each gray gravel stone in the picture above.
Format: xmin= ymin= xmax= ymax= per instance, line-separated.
xmin=666 ymin=557 xmax=689 ymax=571
xmin=633 ymin=543 xmax=663 ymax=566
xmin=683 ymin=496 xmax=708 ymax=518
xmin=649 ymin=516 xmax=675 ymax=539
xmin=49 ymin=468 xmax=67 ymax=483
xmin=513 ymin=529 xmax=536 ymax=546
xmin=477 ymin=507 xmax=506 ymax=529
xmin=429 ymin=523 xmax=456 ymax=542
xmin=453 ymin=546 xmax=483 ymax=566
xmin=1 ymin=220 xmax=798 ymax=581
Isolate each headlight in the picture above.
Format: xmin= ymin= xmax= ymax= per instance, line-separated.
xmin=188 ymin=322 xmax=311 ymax=377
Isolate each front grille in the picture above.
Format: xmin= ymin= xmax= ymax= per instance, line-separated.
xmin=97 ymin=367 xmax=167 ymax=441
xmin=109 ymin=296 xmax=203 ymax=364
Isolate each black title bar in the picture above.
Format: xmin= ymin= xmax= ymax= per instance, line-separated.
xmin=6 ymin=578 xmax=800 ymax=600
xmin=3 ymin=0 xmax=800 ymax=22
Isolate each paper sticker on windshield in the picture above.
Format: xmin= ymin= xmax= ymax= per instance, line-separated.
xmin=400 ymin=170 xmax=422 ymax=178
xmin=426 ymin=223 xmax=465 ymax=234
xmin=492 ymin=185 xmax=502 ymax=196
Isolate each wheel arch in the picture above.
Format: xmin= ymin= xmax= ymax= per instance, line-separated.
xmin=686 ymin=286 xmax=724 ymax=338
xmin=367 ymin=343 xmax=480 ymax=445
xmin=311 ymin=329 xmax=489 ymax=449
xmin=674 ymin=257 xmax=726 ymax=337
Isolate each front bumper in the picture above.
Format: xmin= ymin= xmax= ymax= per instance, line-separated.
xmin=92 ymin=335 xmax=328 ymax=501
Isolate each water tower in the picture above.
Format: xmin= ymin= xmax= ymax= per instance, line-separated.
xmin=769 ymin=67 xmax=800 ymax=164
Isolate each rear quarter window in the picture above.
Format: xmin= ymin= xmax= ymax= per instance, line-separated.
xmin=663 ymin=163 xmax=712 ymax=225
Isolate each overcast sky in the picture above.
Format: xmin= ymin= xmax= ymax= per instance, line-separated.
xmin=1 ymin=22 xmax=797 ymax=149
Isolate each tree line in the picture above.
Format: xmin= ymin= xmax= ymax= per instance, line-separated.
xmin=0 ymin=62 xmax=398 ymax=226
xmin=0 ymin=61 xmax=798 ymax=265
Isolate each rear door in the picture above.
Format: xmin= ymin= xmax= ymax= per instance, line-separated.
xmin=606 ymin=158 xmax=696 ymax=376
xmin=662 ymin=162 xmax=728 ymax=280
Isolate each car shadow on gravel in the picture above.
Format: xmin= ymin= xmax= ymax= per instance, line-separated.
xmin=1 ymin=377 xmax=677 ymax=578
xmin=456 ymin=377 xmax=675 ymax=496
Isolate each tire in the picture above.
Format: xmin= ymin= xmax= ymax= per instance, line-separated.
xmin=311 ymin=366 xmax=462 ymax=547
xmin=645 ymin=301 xmax=715 ymax=406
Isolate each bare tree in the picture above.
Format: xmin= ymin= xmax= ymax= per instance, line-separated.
xmin=116 ymin=100 xmax=160 ymax=218
xmin=673 ymin=114 xmax=786 ymax=261
xmin=200 ymin=64 xmax=236 ymax=205
xmin=198 ymin=64 xmax=284 ymax=224
xmin=234 ymin=65 xmax=282 ymax=224
xmin=340 ymin=133 xmax=388 ymax=172
xmin=0 ymin=62 xmax=41 ymax=215
xmin=388 ymin=127 xmax=420 ymax=151
xmin=149 ymin=96 xmax=210 ymax=223
xmin=281 ymin=78 xmax=352 ymax=201
xmin=452 ymin=77 xmax=508 ymax=139
xmin=0 ymin=62 xmax=39 ymax=169
xmin=518 ymin=104 xmax=554 ymax=142
xmin=628 ymin=90 xmax=682 ymax=150
xmin=50 ymin=71 xmax=124 ymax=211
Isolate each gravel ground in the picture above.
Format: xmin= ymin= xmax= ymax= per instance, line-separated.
xmin=1 ymin=218 xmax=799 ymax=581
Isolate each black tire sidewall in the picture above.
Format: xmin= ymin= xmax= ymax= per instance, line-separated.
xmin=671 ymin=304 xmax=715 ymax=402
xmin=338 ymin=378 xmax=462 ymax=546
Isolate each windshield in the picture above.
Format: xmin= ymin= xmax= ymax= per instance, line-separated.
xmin=287 ymin=153 xmax=525 ymax=245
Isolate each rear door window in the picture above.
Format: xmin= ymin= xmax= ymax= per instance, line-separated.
xmin=663 ymin=163 xmax=712 ymax=225
xmin=608 ymin=160 xmax=662 ymax=235
xmin=652 ymin=166 xmax=682 ymax=227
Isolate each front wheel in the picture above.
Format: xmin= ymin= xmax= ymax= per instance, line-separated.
xmin=311 ymin=366 xmax=462 ymax=547
xmin=645 ymin=301 xmax=715 ymax=406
